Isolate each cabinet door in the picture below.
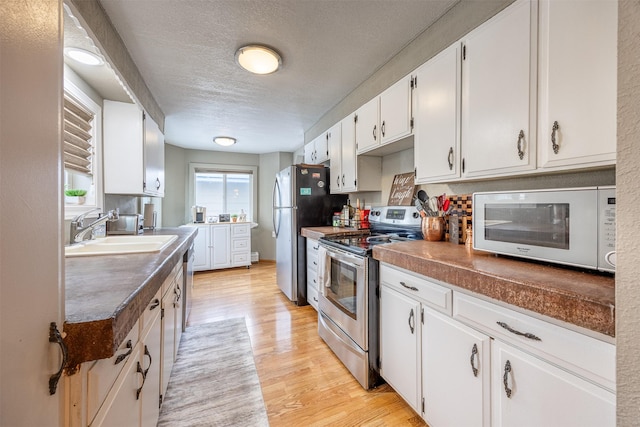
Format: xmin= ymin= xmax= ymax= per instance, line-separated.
xmin=492 ymin=340 xmax=615 ymax=427
xmin=461 ymin=0 xmax=536 ymax=178
xmin=304 ymin=140 xmax=315 ymax=164
xmin=414 ymin=42 xmax=461 ymax=184
xmin=143 ymin=113 xmax=164 ymax=197
xmin=91 ymin=347 xmax=142 ymax=427
xmin=423 ymin=309 xmax=490 ymax=427
xmin=379 ymin=285 xmax=421 ymax=412
xmin=140 ymin=309 xmax=162 ymax=427
xmin=315 ymin=133 xmax=329 ymax=164
xmin=355 ymin=97 xmax=380 ymax=154
xmin=192 ymin=225 xmax=210 ymax=271
xmin=537 ymin=0 xmax=617 ymax=170
xmin=328 ymin=122 xmax=343 ymax=194
xmin=174 ymin=269 xmax=184 ymax=359
xmin=380 ymin=75 xmax=413 ymax=145
xmin=211 ymin=225 xmax=231 ymax=269
xmin=339 ymin=117 xmax=357 ymax=193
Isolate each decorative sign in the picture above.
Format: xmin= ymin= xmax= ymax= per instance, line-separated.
xmin=300 ymin=187 xmax=312 ymax=196
xmin=387 ymin=172 xmax=417 ymax=206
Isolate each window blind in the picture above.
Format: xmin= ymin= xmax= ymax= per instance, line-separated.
xmin=63 ymin=93 xmax=94 ymax=176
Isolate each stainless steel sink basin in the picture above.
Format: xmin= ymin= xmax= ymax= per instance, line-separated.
xmin=65 ymin=235 xmax=178 ymax=257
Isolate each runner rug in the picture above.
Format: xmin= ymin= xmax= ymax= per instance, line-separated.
xmin=158 ymin=318 xmax=269 ymax=426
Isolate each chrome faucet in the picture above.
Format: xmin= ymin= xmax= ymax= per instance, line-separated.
xmin=70 ymin=208 xmax=119 ymax=244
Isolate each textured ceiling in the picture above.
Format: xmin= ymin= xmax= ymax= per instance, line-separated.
xmin=67 ymin=0 xmax=458 ymax=154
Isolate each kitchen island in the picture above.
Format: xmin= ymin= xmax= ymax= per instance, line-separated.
xmin=373 ymin=240 xmax=615 ymax=338
xmin=64 ymin=227 xmax=197 ymax=369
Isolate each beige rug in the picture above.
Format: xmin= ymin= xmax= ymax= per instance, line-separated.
xmin=158 ymin=318 xmax=269 ymax=426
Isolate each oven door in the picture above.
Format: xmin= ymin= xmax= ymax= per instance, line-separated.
xmin=318 ymin=245 xmax=368 ymax=351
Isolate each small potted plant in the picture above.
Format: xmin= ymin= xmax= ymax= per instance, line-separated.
xmin=65 ymin=189 xmax=87 ymax=205
xmin=231 ymin=214 xmax=238 ymax=223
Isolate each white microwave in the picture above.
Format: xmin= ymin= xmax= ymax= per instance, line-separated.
xmin=473 ymin=187 xmax=615 ymax=273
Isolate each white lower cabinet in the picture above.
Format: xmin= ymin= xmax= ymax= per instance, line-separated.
xmin=379 ymin=285 xmax=421 ymax=412
xmin=69 ymin=260 xmax=184 ymax=427
xmin=379 ymin=263 xmax=615 ymax=427
xmin=492 ymin=340 xmax=615 ymax=427
xmin=190 ymin=223 xmax=251 ymax=271
xmin=306 ymin=238 xmax=321 ymax=310
xmin=423 ymin=309 xmax=490 ymax=427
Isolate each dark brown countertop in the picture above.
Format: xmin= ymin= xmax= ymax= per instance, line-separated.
xmin=64 ymin=227 xmax=197 ymax=371
xmin=301 ymin=226 xmax=370 ymax=240
xmin=373 ymin=241 xmax=615 ymax=338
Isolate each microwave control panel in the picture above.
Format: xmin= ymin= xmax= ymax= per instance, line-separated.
xmin=598 ymin=186 xmax=616 ymax=272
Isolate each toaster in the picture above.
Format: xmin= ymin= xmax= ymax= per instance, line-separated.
xmin=106 ymin=214 xmax=144 ymax=235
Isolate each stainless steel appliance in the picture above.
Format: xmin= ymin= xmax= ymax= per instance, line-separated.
xmin=273 ymin=165 xmax=347 ymax=305
xmin=318 ymin=206 xmax=422 ymax=389
xmin=105 ymin=213 xmax=144 ymax=235
xmin=473 ymin=186 xmax=616 ymax=272
xmin=192 ymin=206 xmax=206 ymax=223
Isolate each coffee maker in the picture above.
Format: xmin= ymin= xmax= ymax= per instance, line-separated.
xmin=192 ymin=206 xmax=206 ymax=223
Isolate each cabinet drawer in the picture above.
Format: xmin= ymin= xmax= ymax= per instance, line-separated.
xmin=161 ymin=261 xmax=181 ymax=297
xmin=232 ymin=252 xmax=250 ymax=265
xmin=453 ymin=292 xmax=615 ymax=391
xmin=380 ymin=264 xmax=452 ymax=314
xmin=307 ymin=285 xmax=319 ymax=310
xmin=307 ymin=269 xmax=319 ymax=290
xmin=231 ymin=238 xmax=249 ymax=252
xmin=140 ymin=288 xmax=162 ymax=333
xmin=231 ymin=223 xmax=250 ymax=237
xmin=87 ymin=320 xmax=140 ymax=424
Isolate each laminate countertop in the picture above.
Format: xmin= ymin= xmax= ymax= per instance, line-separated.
xmin=373 ymin=241 xmax=615 ymax=339
xmin=301 ymin=226 xmax=370 ymax=240
xmin=64 ymin=227 xmax=197 ymax=371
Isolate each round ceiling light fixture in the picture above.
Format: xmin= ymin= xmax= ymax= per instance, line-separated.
xmin=64 ymin=47 xmax=104 ymax=66
xmin=235 ymin=44 xmax=282 ymax=75
xmin=213 ymin=136 xmax=237 ymax=147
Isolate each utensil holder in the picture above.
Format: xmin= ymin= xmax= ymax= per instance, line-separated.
xmin=423 ymin=216 xmax=445 ymax=241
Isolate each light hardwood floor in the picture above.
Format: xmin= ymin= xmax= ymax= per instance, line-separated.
xmin=188 ymin=261 xmax=427 ymax=427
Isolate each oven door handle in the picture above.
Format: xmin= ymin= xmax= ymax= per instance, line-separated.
xmin=324 ymin=249 xmax=362 ymax=270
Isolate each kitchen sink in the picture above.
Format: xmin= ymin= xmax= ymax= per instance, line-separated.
xmin=65 ymin=235 xmax=178 ymax=257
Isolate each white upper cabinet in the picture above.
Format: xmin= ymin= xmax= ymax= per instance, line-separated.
xmin=328 ymin=121 xmax=343 ymax=193
xmin=537 ymin=0 xmax=617 ymax=170
xmin=461 ymin=0 xmax=537 ymax=179
xmin=380 ymin=75 xmax=414 ymax=145
xmin=104 ymin=100 xmax=165 ymax=197
xmin=355 ymin=97 xmax=380 ymax=154
xmin=339 ymin=117 xmax=357 ymax=193
xmin=304 ymin=133 xmax=329 ymax=164
xmin=414 ymin=42 xmax=462 ymax=184
xmin=356 ymin=74 xmax=414 ymax=155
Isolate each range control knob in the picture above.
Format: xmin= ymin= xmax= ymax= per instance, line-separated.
xmin=412 ymin=212 xmax=420 ymax=219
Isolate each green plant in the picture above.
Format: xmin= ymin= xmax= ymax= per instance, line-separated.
xmin=65 ymin=189 xmax=87 ymax=197
xmin=231 ymin=214 xmax=238 ymax=218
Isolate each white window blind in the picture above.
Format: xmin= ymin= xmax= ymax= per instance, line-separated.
xmin=63 ymin=92 xmax=94 ymax=176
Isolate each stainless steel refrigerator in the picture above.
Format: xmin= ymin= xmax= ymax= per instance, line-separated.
xmin=273 ymin=164 xmax=347 ymax=305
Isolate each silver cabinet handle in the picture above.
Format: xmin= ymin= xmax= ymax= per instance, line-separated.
xmin=381 ymin=120 xmax=386 ymax=137
xmin=373 ymin=125 xmax=377 ymax=141
xmin=516 ymin=130 xmax=525 ymax=160
xmin=155 ymin=177 xmax=161 ymax=190
xmin=408 ymin=308 xmax=415 ymax=334
xmin=48 ymin=322 xmax=68 ymax=395
xmin=551 ymin=120 xmax=560 ymax=154
xmin=400 ymin=281 xmax=418 ymax=292
xmin=503 ymin=360 xmax=512 ymax=398
xmin=496 ymin=321 xmax=541 ymax=341
xmin=447 ymin=147 xmax=454 ymax=170
xmin=470 ymin=343 xmax=479 ymax=377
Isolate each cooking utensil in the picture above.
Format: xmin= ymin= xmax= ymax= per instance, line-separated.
xmin=417 ymin=190 xmax=428 ymax=203
xmin=429 ymin=196 xmax=439 ymax=214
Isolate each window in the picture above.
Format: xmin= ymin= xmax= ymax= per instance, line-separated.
xmin=63 ymin=78 xmax=102 ymax=219
xmin=189 ymin=163 xmax=257 ymax=222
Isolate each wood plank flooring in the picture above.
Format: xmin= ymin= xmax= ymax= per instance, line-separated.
xmin=188 ymin=261 xmax=427 ymax=426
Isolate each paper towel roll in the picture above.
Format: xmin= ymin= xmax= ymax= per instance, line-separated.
xmin=143 ymin=204 xmax=156 ymax=228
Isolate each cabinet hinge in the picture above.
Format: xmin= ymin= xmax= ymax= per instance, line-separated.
xmin=159 ymin=394 xmax=163 ymax=408
xmin=143 ymin=180 xmax=147 ymax=190
xmin=142 ymin=111 xmax=146 ymax=121
xmin=161 ymin=307 xmax=165 ymax=319
xmin=421 ymin=307 xmax=424 ymax=324
xmin=410 ymin=117 xmax=414 ymax=130
xmin=463 ymin=44 xmax=466 ymax=60
xmin=411 ymin=76 xmax=417 ymax=89
xmin=414 ymin=167 xmax=417 ymax=178
xmin=422 ymin=397 xmax=425 ymax=413
xmin=354 ymin=114 xmax=358 ymax=124
xmin=462 ymin=158 xmax=465 ymax=173
xmin=377 ymin=356 xmax=381 ymax=370
xmin=354 ymin=179 xmax=357 ymax=187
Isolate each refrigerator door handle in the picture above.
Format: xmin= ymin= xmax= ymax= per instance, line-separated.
xmin=272 ymin=178 xmax=282 ymax=238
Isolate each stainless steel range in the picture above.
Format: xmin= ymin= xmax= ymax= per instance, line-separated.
xmin=317 ymin=206 xmax=422 ymax=389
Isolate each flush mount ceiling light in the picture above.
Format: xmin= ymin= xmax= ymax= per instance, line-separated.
xmin=213 ymin=136 xmax=237 ymax=147
xmin=64 ymin=47 xmax=104 ymax=66
xmin=235 ymin=45 xmax=282 ymax=75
